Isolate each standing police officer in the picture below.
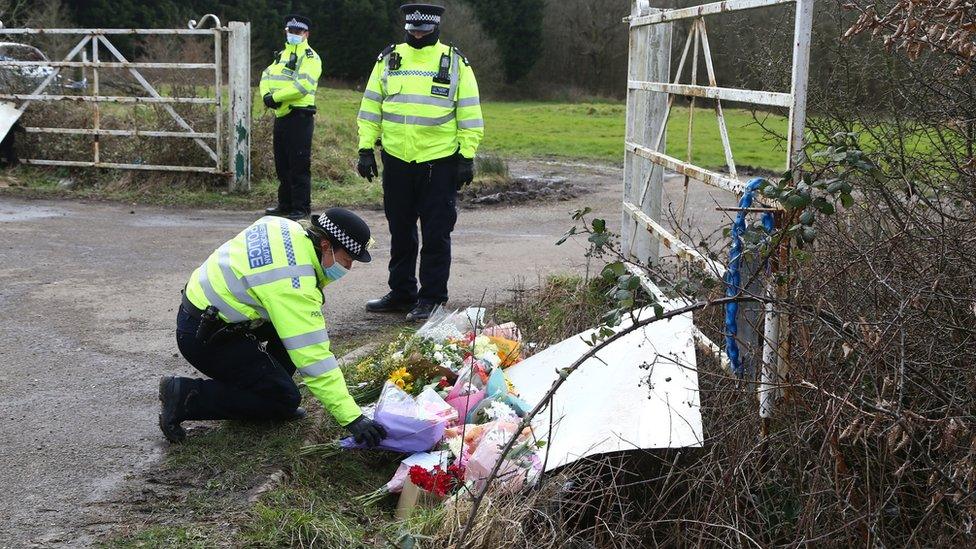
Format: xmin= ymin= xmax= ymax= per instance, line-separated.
xmin=357 ymin=3 xmax=485 ymax=322
xmin=158 ymin=208 xmax=386 ymax=448
xmin=259 ymin=15 xmax=322 ymax=221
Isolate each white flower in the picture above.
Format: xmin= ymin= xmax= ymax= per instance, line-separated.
xmin=445 ymin=436 xmax=464 ymax=458
xmin=483 ymin=400 xmax=518 ymax=422
xmin=481 ymin=353 xmax=501 ymax=369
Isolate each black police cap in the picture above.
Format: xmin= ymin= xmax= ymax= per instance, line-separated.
xmin=284 ymin=14 xmax=311 ymax=32
xmin=401 ymin=3 xmax=445 ymax=30
xmin=310 ymin=208 xmax=373 ymax=263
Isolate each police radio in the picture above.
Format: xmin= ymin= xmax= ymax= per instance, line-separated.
xmin=434 ymin=53 xmax=451 ymax=84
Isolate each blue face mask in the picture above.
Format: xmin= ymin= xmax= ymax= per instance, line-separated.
xmin=286 ymin=32 xmax=303 ymax=46
xmin=323 ymin=247 xmax=348 ymax=282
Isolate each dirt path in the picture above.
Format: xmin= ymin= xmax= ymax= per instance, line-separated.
xmin=0 ymin=161 xmax=738 ymax=546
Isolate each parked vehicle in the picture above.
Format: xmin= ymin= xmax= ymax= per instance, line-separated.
xmin=0 ymin=42 xmax=60 ymax=93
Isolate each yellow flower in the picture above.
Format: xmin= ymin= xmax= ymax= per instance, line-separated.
xmin=389 ymin=366 xmax=413 ymax=390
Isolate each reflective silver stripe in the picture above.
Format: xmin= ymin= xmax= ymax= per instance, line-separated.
xmin=299 ymin=355 xmax=340 ymax=377
xmin=298 ymin=73 xmax=317 ymax=86
xmin=458 ymin=118 xmax=484 ymax=129
xmin=382 ymin=112 xmax=456 ymax=126
xmin=363 ymin=89 xmax=383 ymax=102
xmin=216 ymin=245 xmax=269 ymax=319
xmin=449 ymin=51 xmax=460 ymax=101
xmin=261 ymin=74 xmax=292 ymax=82
xmin=358 ymin=110 xmax=382 ymax=123
xmin=198 ymin=262 xmax=249 ymax=323
xmin=385 ymin=94 xmax=455 ymax=108
xmin=282 ymin=329 xmax=330 ymax=350
xmin=241 ymin=264 xmax=316 ymax=287
xmin=458 ymin=97 xmax=480 ymax=108
xmin=293 ymin=81 xmax=311 ymax=95
xmin=381 ymin=54 xmax=391 ymax=93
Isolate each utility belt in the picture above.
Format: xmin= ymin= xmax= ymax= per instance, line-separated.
xmin=181 ymin=292 xmax=249 ymax=344
xmin=285 ymin=106 xmax=316 ymax=117
xmin=381 ymin=148 xmax=460 ymax=166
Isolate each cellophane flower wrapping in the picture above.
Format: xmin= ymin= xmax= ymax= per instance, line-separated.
xmin=464 ymin=420 xmax=543 ymax=493
xmin=340 ymin=381 xmax=450 ymax=453
xmin=445 ymin=367 xmax=486 ymax=422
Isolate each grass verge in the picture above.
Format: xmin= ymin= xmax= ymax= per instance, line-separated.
xmin=104 ymin=275 xmax=615 ymax=548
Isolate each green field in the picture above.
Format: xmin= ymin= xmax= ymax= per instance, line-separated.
xmin=310 ymin=88 xmax=789 ymax=168
xmin=2 ymin=89 xmax=789 ymax=209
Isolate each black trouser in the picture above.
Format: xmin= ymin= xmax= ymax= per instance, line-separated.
xmin=173 ymin=306 xmax=300 ymax=421
xmin=272 ymin=110 xmax=314 ymax=216
xmin=381 ymin=151 xmax=459 ymax=304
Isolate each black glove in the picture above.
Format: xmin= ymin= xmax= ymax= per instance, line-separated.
xmin=263 ymin=93 xmax=281 ymax=109
xmin=345 ymin=414 xmax=387 ymax=448
xmin=456 ymin=156 xmax=475 ymax=190
xmin=357 ymin=149 xmax=378 ymax=181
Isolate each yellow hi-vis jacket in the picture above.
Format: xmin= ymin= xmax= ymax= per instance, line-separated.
xmin=184 ymin=217 xmax=360 ymax=426
xmin=259 ymin=39 xmax=322 ymax=118
xmin=357 ymin=41 xmax=484 ymax=163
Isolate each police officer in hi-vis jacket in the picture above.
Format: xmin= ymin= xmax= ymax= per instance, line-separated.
xmin=357 ymin=3 xmax=485 ymax=322
xmin=259 ymin=15 xmax=322 ymax=221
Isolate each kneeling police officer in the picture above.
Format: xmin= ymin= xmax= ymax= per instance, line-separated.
xmin=158 ymin=208 xmax=386 ymax=448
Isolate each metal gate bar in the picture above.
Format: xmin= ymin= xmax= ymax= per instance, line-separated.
xmin=0 ymin=20 xmax=251 ymax=184
xmin=622 ymin=0 xmax=814 ymax=422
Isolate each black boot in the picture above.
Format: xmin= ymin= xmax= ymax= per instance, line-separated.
xmin=264 ymin=206 xmax=287 ymax=216
xmin=406 ymin=301 xmax=442 ymax=323
xmin=158 ymin=377 xmax=187 ymax=443
xmin=284 ymin=211 xmax=309 ymax=221
xmin=366 ymin=292 xmax=417 ymax=313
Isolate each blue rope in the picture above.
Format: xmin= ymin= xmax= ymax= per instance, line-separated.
xmin=725 ymin=178 xmax=774 ymax=377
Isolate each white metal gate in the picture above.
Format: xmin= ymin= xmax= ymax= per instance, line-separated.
xmin=0 ymin=16 xmax=252 ymax=189
xmin=622 ymin=0 xmax=814 ymax=421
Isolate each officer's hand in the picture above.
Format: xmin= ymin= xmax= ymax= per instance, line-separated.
xmin=357 ymin=149 xmax=378 ymax=182
xmin=345 ymin=415 xmax=387 ymax=448
xmin=263 ymin=93 xmax=280 ymax=109
xmin=456 ymin=156 xmax=475 ymax=190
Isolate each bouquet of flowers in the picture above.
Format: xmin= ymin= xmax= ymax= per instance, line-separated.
xmin=341 ymin=382 xmax=454 ymax=453
xmin=305 ymin=308 xmax=545 ymax=511
xmin=354 ymin=451 xmax=451 ymax=507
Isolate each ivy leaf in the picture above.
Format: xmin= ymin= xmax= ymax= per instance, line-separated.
xmin=588 ymin=232 xmax=611 ymax=248
xmin=840 ymin=193 xmax=855 ymax=208
xmin=556 ymin=226 xmax=577 ymax=246
xmin=591 ymin=218 xmax=607 ymax=233
xmin=602 ymin=261 xmax=626 ymax=279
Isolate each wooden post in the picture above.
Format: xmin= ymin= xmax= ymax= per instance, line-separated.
xmin=622 ymin=0 xmax=672 ymax=266
xmin=227 ymin=21 xmax=251 ymax=191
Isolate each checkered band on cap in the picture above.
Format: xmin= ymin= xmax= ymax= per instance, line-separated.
xmin=315 ymin=214 xmax=363 ymax=256
xmin=286 ymin=18 xmax=309 ymax=30
xmin=405 ymin=10 xmax=441 ymax=24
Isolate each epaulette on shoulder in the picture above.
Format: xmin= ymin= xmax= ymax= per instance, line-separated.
xmin=377 ymin=43 xmax=396 ymax=62
xmin=305 ymin=47 xmax=316 ymax=59
xmin=450 ymin=44 xmax=470 ymax=66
